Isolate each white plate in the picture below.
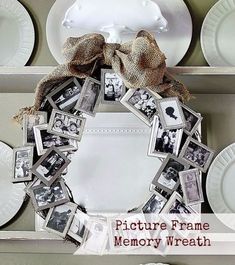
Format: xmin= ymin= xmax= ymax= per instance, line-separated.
xmin=0 ymin=0 xmax=35 ymax=66
xmin=46 ymin=0 xmax=192 ymax=66
xmin=0 ymin=141 xmax=25 ymax=227
xmin=201 ymin=0 xmax=235 ymax=66
xmin=206 ymin=143 xmax=235 ymax=229
xmin=65 ymin=113 xmax=161 ymax=213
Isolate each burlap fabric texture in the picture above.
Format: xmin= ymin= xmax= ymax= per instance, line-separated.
xmin=13 ymin=30 xmax=190 ymax=123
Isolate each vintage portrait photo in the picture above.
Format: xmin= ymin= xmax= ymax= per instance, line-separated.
xmin=101 ymin=69 xmax=125 ymax=103
xmin=179 ymin=169 xmax=204 ymax=206
xmin=23 ymin=111 xmax=47 ymax=145
xmin=31 ymin=147 xmax=71 ymax=186
xmin=46 ymin=77 xmax=82 ymax=112
xmin=148 ymin=115 xmax=183 ymax=159
xmin=152 ymin=155 xmax=190 ymax=194
xmin=75 ymin=77 xmax=101 ymax=116
xmin=157 ymin=97 xmax=186 ymax=130
xmin=48 ymin=109 xmax=86 ymax=141
xmin=179 ymin=137 xmax=214 ymax=172
xmin=142 ymin=192 xmax=167 ymax=214
xmin=121 ymin=88 xmax=161 ymax=126
xmin=29 ymin=180 xmax=70 ymax=211
xmin=181 ymin=104 xmax=202 ymax=136
xmin=68 ymin=210 xmax=89 ymax=243
xmin=44 ymin=202 xmax=77 ymax=238
xmin=12 ymin=146 xmax=34 ymax=183
xmin=33 ymin=124 xmax=78 ymax=156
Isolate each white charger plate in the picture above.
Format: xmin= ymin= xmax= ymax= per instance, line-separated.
xmin=0 ymin=0 xmax=35 ymax=66
xmin=206 ymin=143 xmax=235 ymax=230
xmin=46 ymin=0 xmax=192 ymax=66
xmin=0 ymin=141 xmax=25 ymax=227
xmin=201 ymin=0 xmax=235 ymax=66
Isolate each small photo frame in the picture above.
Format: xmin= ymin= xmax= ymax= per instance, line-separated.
xmin=46 ymin=77 xmax=82 ymax=112
xmin=12 ymin=146 xmax=34 ymax=183
xmin=23 ymin=111 xmax=47 ymax=146
xmin=148 ymin=115 xmax=183 ymax=159
xmin=29 ymin=180 xmax=70 ymax=211
xmin=121 ymin=88 xmax=161 ymax=126
xmin=179 ymin=137 xmax=214 ymax=173
xmin=43 ymin=202 xmax=77 ymax=238
xmin=179 ymin=169 xmax=204 ymax=206
xmin=75 ymin=77 xmax=101 ymax=116
xmin=48 ymin=109 xmax=86 ymax=141
xmin=101 ymin=69 xmax=126 ymax=104
xmin=31 ymin=147 xmax=71 ymax=186
xmin=33 ymin=124 xmax=78 ymax=156
xmin=152 ymin=154 xmax=190 ymax=194
xmin=181 ymin=104 xmax=202 ymax=136
xmin=157 ymin=97 xmax=186 ymax=130
xmin=67 ymin=209 xmax=89 ymax=243
xmin=142 ymin=191 xmax=167 ymax=214
xmin=24 ymin=177 xmax=41 ymax=196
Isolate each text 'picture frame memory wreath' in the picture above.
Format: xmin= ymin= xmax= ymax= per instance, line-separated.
xmin=12 ymin=31 xmax=214 ymax=253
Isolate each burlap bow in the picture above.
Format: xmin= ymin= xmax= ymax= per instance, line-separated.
xmin=14 ymin=30 xmax=190 ymax=123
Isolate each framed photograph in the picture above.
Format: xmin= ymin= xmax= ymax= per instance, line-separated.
xmin=12 ymin=146 xmax=34 ymax=183
xmin=23 ymin=111 xmax=47 ymax=146
xmin=152 ymin=154 xmax=190 ymax=194
xmin=179 ymin=137 xmax=214 ymax=173
xmin=148 ymin=115 xmax=183 ymax=159
xmin=33 ymin=124 xmax=78 ymax=156
xmin=142 ymin=191 xmax=167 ymax=214
xmin=179 ymin=169 xmax=204 ymax=206
xmin=121 ymin=88 xmax=161 ymax=126
xmin=101 ymin=69 xmax=126 ymax=104
xmin=157 ymin=97 xmax=186 ymax=130
xmin=46 ymin=77 xmax=82 ymax=112
xmin=24 ymin=177 xmax=41 ymax=195
xmin=48 ymin=109 xmax=86 ymax=141
xmin=44 ymin=202 xmax=77 ymax=238
xmin=31 ymin=147 xmax=71 ymax=186
xmin=29 ymin=180 xmax=70 ymax=211
xmin=75 ymin=77 xmax=101 ymax=116
xmin=181 ymin=104 xmax=202 ymax=136
xmin=67 ymin=209 xmax=89 ymax=243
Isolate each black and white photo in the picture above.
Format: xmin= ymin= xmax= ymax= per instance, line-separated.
xmin=44 ymin=202 xmax=77 ymax=238
xmin=179 ymin=169 xmax=204 ymax=206
xmin=33 ymin=124 xmax=78 ymax=156
xmin=181 ymin=104 xmax=202 ymax=135
xmin=157 ymin=97 xmax=186 ymax=130
xmin=148 ymin=115 xmax=183 ymax=159
xmin=29 ymin=180 xmax=70 ymax=211
xmin=46 ymin=77 xmax=82 ymax=112
xmin=142 ymin=191 xmax=167 ymax=214
xmin=23 ymin=112 xmax=47 ymax=145
xmin=121 ymin=88 xmax=161 ymax=126
xmin=48 ymin=109 xmax=86 ymax=141
xmin=31 ymin=147 xmax=71 ymax=186
xmin=12 ymin=146 xmax=34 ymax=183
xmin=68 ymin=210 xmax=89 ymax=243
xmin=152 ymin=155 xmax=189 ymax=194
xmin=179 ymin=137 xmax=214 ymax=172
xmin=75 ymin=77 xmax=101 ymax=116
xmin=101 ymin=69 xmax=126 ymax=103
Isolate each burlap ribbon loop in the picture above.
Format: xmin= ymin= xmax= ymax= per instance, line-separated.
xmin=13 ymin=30 xmax=190 ymax=123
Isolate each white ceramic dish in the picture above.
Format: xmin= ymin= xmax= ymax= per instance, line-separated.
xmin=0 ymin=141 xmax=25 ymax=227
xmin=0 ymin=0 xmax=35 ymax=66
xmin=201 ymin=0 xmax=235 ymax=66
xmin=46 ymin=0 xmax=192 ymax=66
xmin=207 ymin=143 xmax=235 ymax=229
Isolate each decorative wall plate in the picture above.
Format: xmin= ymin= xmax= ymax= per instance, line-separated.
xmin=0 ymin=0 xmax=35 ymax=66
xmin=201 ymin=0 xmax=235 ymax=66
xmin=46 ymin=0 xmax=192 ymax=66
xmin=0 ymin=141 xmax=25 ymax=227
